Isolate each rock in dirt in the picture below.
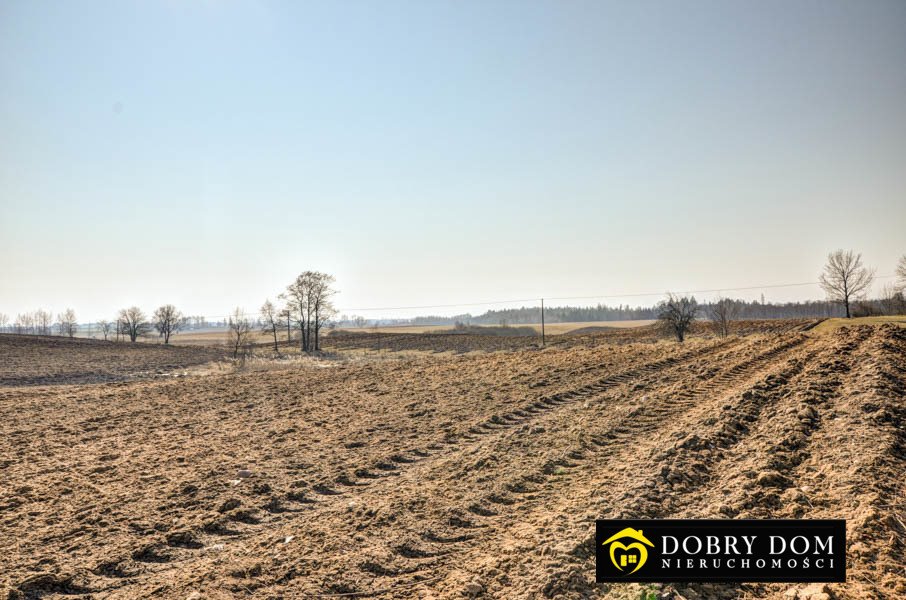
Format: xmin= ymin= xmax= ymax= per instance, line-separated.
xmin=783 ymin=583 xmax=832 ymax=600
xmin=463 ymin=578 xmax=484 ymax=597
xmin=755 ymin=470 xmax=792 ymax=488
xmin=218 ymin=498 xmax=241 ymax=512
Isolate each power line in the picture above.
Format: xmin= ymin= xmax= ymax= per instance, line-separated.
xmin=548 ymin=280 xmax=824 ymax=302
xmin=338 ymin=274 xmax=897 ymax=313
xmin=337 ymin=297 xmax=541 ymax=312
xmin=59 ymin=273 xmax=898 ymax=324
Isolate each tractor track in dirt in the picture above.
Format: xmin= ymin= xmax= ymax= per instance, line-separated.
xmin=464 ymin=326 xmax=905 ymax=600
xmin=225 ymin=336 xmax=810 ymax=597
xmin=65 ymin=338 xmax=750 ymax=597
xmin=395 ymin=335 xmax=835 ymax=599
xmin=327 ymin=336 xmax=814 ymax=598
xmin=105 ymin=336 xmax=811 ymax=598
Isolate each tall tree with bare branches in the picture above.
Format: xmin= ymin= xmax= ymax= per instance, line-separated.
xmin=260 ymin=299 xmax=280 ymax=353
xmin=58 ymin=309 xmax=78 ymax=338
xmin=879 ymin=283 xmax=905 ymax=316
xmin=818 ymin=250 xmax=875 ymax=318
xmin=658 ymin=293 xmax=699 ymax=342
xmin=311 ymin=272 xmax=336 ymax=352
xmin=282 ymin=271 xmax=336 ymax=353
xmin=897 ymin=254 xmax=906 ymax=292
xmin=227 ymin=307 xmax=252 ymax=358
xmin=707 ymin=297 xmax=737 ymax=338
xmin=35 ymin=309 xmax=52 ymax=335
xmin=153 ymin=304 xmax=184 ymax=344
xmin=119 ymin=307 xmax=151 ymax=342
xmin=283 ymin=272 xmax=314 ymax=352
xmin=0 ymin=313 xmax=8 ymax=332
xmin=15 ymin=313 xmax=32 ymax=334
xmin=98 ymin=320 xmax=112 ymax=341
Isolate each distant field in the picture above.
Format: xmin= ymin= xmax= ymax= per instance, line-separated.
xmin=164 ymin=330 xmax=279 ymax=346
xmin=335 ymin=319 xmax=655 ymax=335
xmin=68 ymin=329 xmax=239 ymax=346
xmin=811 ymin=315 xmax=906 ymax=334
xmin=0 ymin=334 xmax=225 ymax=385
xmin=62 ymin=320 xmax=657 ymax=347
xmin=80 ymin=330 xmax=285 ymax=347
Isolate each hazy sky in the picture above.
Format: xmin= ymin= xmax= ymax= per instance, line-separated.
xmin=2 ymin=1 xmax=905 ymax=320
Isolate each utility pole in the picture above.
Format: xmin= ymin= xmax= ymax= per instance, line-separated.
xmin=540 ymin=298 xmax=545 ymax=348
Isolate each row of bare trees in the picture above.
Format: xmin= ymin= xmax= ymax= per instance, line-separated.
xmin=655 ymin=295 xmax=744 ymax=342
xmin=0 ymin=305 xmax=188 ymax=344
xmin=3 ymin=309 xmax=79 ymax=337
xmin=90 ymin=305 xmax=186 ymax=343
xmin=222 ymin=271 xmax=338 ymax=358
xmin=3 ymin=254 xmax=902 ymax=347
xmin=656 ymin=250 xmax=905 ymax=342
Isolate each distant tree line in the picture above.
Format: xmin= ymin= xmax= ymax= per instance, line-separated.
xmin=400 ymin=252 xmax=906 ymax=328
xmin=406 ymin=297 xmax=856 ymax=327
xmin=2 ymin=253 xmax=904 ymax=339
xmin=654 ymin=250 xmax=904 ymax=342
xmin=4 ymin=308 xmax=79 ymax=337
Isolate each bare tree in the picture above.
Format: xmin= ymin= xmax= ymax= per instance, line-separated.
xmin=98 ymin=320 xmax=112 ymax=341
xmin=227 ymin=307 xmax=252 ymax=358
xmin=283 ymin=271 xmax=336 ymax=353
xmin=58 ymin=309 xmax=78 ymax=338
xmin=0 ymin=312 xmax=8 ymax=332
xmin=119 ymin=307 xmax=151 ymax=342
xmin=818 ymin=249 xmax=875 ymax=319
xmin=311 ymin=272 xmax=336 ymax=352
xmin=153 ymin=304 xmax=184 ymax=344
xmin=897 ymin=254 xmax=906 ymax=292
xmin=14 ymin=313 xmax=32 ymax=334
xmin=35 ymin=309 xmax=52 ymax=335
xmin=353 ymin=315 xmax=367 ymax=328
xmin=260 ymin=299 xmax=280 ymax=353
xmin=707 ymin=297 xmax=737 ymax=338
xmin=283 ymin=273 xmax=314 ymax=352
xmin=658 ymin=293 xmax=699 ymax=342
xmin=879 ymin=283 xmax=906 ymax=316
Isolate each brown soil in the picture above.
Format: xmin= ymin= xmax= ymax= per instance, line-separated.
xmin=0 ymin=324 xmax=903 ymax=599
xmin=325 ymin=319 xmax=818 ymax=354
xmin=0 ymin=335 xmax=228 ymax=386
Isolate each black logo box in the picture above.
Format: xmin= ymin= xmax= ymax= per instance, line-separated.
xmin=596 ymin=519 xmax=846 ymax=583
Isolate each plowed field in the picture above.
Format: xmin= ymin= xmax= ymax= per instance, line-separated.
xmin=1 ymin=324 xmax=903 ymax=599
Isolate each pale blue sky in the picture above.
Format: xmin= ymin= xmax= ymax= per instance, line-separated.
xmin=1 ymin=1 xmax=905 ymax=320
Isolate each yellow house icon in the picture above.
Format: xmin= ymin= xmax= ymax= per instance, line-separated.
xmin=602 ymin=527 xmax=654 ymax=574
